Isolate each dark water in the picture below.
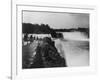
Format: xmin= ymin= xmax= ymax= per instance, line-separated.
xmin=22 ymin=40 xmax=66 ymax=68
xmin=23 ymin=32 xmax=89 ymax=68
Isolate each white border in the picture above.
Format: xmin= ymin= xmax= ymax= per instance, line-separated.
xmin=12 ymin=2 xmax=97 ymax=80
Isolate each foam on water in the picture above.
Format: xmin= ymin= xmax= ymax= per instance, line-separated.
xmin=54 ymin=32 xmax=89 ymax=67
xmin=63 ymin=32 xmax=89 ymax=41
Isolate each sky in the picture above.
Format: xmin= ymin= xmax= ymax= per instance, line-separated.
xmin=23 ymin=11 xmax=89 ymax=29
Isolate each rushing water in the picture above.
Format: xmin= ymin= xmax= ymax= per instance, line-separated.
xmin=23 ymin=32 xmax=89 ymax=68
xmin=55 ymin=32 xmax=89 ymax=67
xmin=62 ymin=32 xmax=89 ymax=41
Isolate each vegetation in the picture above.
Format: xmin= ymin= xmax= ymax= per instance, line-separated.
xmin=22 ymin=23 xmax=89 ymax=38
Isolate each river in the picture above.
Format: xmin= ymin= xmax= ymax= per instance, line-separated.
xmin=54 ymin=32 xmax=89 ymax=67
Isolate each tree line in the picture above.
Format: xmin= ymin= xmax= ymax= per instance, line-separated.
xmin=22 ymin=23 xmax=89 ymax=38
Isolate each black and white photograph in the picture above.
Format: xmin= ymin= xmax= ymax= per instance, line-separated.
xmin=22 ymin=11 xmax=89 ymax=69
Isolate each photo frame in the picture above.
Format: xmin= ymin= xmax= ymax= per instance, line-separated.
xmin=11 ymin=1 xmax=97 ymax=80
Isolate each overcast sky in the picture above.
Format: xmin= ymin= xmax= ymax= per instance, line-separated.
xmin=23 ymin=11 xmax=89 ymax=29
